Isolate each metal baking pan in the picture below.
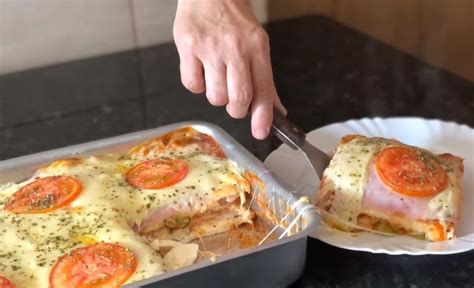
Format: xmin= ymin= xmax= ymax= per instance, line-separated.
xmin=0 ymin=121 xmax=319 ymax=288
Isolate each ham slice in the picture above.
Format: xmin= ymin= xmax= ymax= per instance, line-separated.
xmin=362 ymin=164 xmax=435 ymax=220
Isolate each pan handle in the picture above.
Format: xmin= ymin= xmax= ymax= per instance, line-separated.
xmin=271 ymin=108 xmax=306 ymax=150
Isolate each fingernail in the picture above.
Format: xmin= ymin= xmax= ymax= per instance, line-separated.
xmin=254 ymin=128 xmax=269 ymax=140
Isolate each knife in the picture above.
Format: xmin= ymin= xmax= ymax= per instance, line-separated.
xmin=271 ymin=108 xmax=331 ymax=178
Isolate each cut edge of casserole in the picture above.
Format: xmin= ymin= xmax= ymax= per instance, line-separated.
xmin=124 ymin=127 xmax=256 ymax=243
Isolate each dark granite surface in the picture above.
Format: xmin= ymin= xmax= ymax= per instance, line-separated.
xmin=1 ymin=15 xmax=473 ymax=287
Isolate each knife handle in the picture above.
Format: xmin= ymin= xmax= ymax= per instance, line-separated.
xmin=271 ymin=108 xmax=306 ymax=150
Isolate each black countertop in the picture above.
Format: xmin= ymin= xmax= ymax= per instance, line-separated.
xmin=1 ymin=15 xmax=473 ymax=287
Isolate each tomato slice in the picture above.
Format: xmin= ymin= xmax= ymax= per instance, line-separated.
xmin=4 ymin=176 xmax=82 ymax=214
xmin=0 ymin=276 xmax=15 ymax=288
xmin=126 ymin=158 xmax=189 ymax=189
xmin=375 ymin=146 xmax=448 ymax=197
xmin=49 ymin=243 xmax=137 ymax=288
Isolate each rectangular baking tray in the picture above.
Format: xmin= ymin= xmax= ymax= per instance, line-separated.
xmin=0 ymin=121 xmax=319 ymax=288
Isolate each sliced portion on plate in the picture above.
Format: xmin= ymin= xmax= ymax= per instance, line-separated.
xmin=265 ymin=117 xmax=474 ymax=255
xmin=317 ymin=134 xmax=462 ymax=242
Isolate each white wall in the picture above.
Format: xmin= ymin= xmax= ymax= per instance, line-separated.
xmin=0 ymin=0 xmax=268 ymax=75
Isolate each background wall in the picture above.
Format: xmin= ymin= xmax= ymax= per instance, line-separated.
xmin=0 ymin=0 xmax=473 ymax=83
xmin=0 ymin=0 xmax=267 ymax=75
xmin=269 ymin=0 xmax=474 ymax=83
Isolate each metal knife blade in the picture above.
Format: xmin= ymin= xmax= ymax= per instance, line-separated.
xmin=271 ymin=108 xmax=331 ymax=178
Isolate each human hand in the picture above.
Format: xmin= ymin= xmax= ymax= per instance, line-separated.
xmin=173 ymin=0 xmax=287 ymax=139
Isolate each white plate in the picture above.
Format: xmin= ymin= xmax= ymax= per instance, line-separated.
xmin=265 ymin=117 xmax=474 ymax=255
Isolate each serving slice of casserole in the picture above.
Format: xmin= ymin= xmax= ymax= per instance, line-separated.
xmin=316 ymin=135 xmax=463 ymax=241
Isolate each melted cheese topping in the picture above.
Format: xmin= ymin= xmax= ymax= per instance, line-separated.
xmin=0 ymin=147 xmax=250 ymax=287
xmin=320 ymin=137 xmax=461 ymax=225
xmin=320 ymin=137 xmax=390 ymax=223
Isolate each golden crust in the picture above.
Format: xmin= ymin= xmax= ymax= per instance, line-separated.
xmin=339 ymin=134 xmax=364 ymax=145
xmin=126 ymin=127 xmax=226 ymax=159
xmin=41 ymin=157 xmax=83 ymax=170
xmin=357 ymin=212 xmax=456 ymax=241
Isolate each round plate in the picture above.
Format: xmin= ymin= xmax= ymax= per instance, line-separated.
xmin=265 ymin=117 xmax=474 ymax=255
